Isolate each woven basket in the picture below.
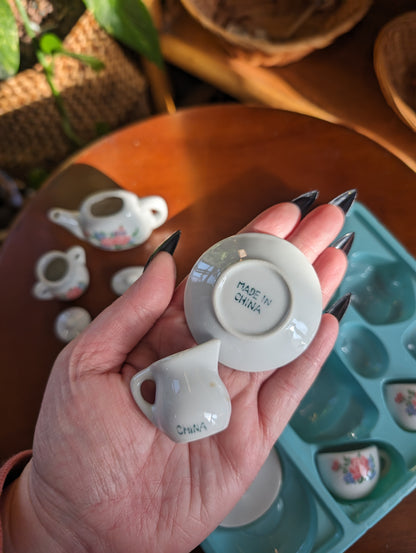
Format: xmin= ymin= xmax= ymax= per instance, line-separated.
xmin=179 ymin=0 xmax=372 ymax=66
xmin=374 ymin=11 xmax=416 ymax=132
xmin=0 ymin=11 xmax=150 ymax=175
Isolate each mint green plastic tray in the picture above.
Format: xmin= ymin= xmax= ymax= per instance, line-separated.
xmin=203 ymin=202 xmax=416 ymax=553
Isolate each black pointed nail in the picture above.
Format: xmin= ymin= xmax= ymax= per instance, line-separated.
xmin=291 ymin=190 xmax=319 ymax=218
xmin=143 ymin=230 xmax=181 ymax=271
xmin=326 ymin=293 xmax=352 ymax=322
xmin=329 ymin=189 xmax=357 ymax=215
xmin=332 ymin=232 xmax=355 ymax=255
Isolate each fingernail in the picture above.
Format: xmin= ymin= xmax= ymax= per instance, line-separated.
xmin=143 ymin=230 xmax=181 ymax=271
xmin=326 ymin=293 xmax=352 ymax=322
xmin=291 ymin=190 xmax=319 ymax=218
xmin=329 ymin=189 xmax=357 ymax=215
xmin=331 ymin=232 xmax=355 ymax=255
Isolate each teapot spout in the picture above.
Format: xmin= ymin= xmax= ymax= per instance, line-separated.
xmin=48 ymin=208 xmax=85 ymax=241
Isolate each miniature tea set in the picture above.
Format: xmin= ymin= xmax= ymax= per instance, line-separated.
xmin=33 ymin=188 xmax=167 ymax=341
xmin=34 ymin=188 xmax=416 ymax=551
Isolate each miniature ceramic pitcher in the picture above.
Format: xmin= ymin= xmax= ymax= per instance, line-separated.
xmin=32 ymin=246 xmax=89 ymax=301
xmin=130 ymin=339 xmax=231 ymax=443
xmin=48 ymin=190 xmax=168 ymax=251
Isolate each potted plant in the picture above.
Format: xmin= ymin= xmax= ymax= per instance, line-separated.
xmin=0 ymin=0 xmax=163 ymax=180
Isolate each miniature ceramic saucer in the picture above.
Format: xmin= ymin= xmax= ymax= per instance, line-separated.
xmin=111 ymin=266 xmax=144 ymax=296
xmin=184 ymin=233 xmax=322 ymax=371
xmin=54 ymin=307 xmax=92 ymax=342
xmin=220 ymin=447 xmax=282 ymax=528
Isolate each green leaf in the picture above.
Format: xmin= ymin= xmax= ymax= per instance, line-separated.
xmin=0 ymin=0 xmax=20 ymax=79
xmin=60 ymin=50 xmax=105 ymax=71
xmin=83 ymin=0 xmax=163 ymax=67
xmin=39 ymin=33 xmax=63 ymax=54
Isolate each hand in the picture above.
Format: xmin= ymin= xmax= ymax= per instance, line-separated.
xmin=1 ymin=199 xmax=349 ymax=553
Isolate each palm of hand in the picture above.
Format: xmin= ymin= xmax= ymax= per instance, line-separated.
xmin=30 ymin=202 xmax=347 ymax=553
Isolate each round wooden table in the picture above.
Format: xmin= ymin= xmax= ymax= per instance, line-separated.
xmin=1 ymin=105 xmax=415 ymax=552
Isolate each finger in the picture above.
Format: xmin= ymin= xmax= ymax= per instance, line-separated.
xmin=287 ymin=204 xmax=345 ymax=263
xmin=313 ymin=246 xmax=348 ymax=308
xmin=258 ymin=313 xmax=339 ymax=444
xmin=67 ymin=253 xmax=177 ymax=377
xmin=239 ymin=201 xmax=301 ymax=237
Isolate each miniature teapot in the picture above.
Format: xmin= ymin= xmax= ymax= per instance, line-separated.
xmin=130 ymin=339 xmax=231 ymax=443
xmin=48 ymin=189 xmax=168 ymax=251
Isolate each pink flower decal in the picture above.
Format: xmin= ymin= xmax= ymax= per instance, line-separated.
xmin=65 ymin=286 xmax=84 ymax=300
xmin=331 ymin=452 xmax=376 ymax=484
xmin=349 ymin=456 xmax=370 ymax=481
xmin=332 ymin=460 xmax=340 ymax=471
xmin=395 ymin=392 xmax=405 ymax=403
xmin=91 ymin=226 xmax=139 ymax=249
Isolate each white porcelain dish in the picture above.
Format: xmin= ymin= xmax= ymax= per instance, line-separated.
xmin=220 ymin=447 xmax=283 ymax=528
xmin=184 ymin=233 xmax=322 ymax=371
xmin=54 ymin=307 xmax=92 ymax=342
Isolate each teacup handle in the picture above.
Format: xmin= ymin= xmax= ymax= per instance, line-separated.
xmin=140 ymin=196 xmax=168 ymax=230
xmin=32 ymin=281 xmax=54 ymax=300
xmin=379 ymin=448 xmax=391 ymax=478
xmin=130 ymin=368 xmax=156 ymax=425
xmin=67 ymin=245 xmax=86 ymax=264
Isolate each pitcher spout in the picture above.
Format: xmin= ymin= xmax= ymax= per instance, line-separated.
xmin=48 ymin=208 xmax=85 ymax=241
xmin=158 ymin=339 xmax=222 ymax=374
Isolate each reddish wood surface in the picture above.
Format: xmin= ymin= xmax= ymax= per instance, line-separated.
xmin=1 ymin=105 xmax=415 ymax=552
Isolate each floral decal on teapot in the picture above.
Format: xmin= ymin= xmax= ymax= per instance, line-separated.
xmin=87 ymin=226 xmax=140 ymax=250
xmin=394 ymin=389 xmax=416 ymax=416
xmin=331 ymin=453 xmax=377 ymax=484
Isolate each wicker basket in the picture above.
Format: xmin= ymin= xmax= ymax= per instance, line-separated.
xmin=374 ymin=11 xmax=416 ymax=132
xmin=179 ymin=0 xmax=373 ymax=66
xmin=0 ymin=11 xmax=150 ymax=175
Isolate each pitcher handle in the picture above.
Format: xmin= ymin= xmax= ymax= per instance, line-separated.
xmin=140 ymin=196 xmax=168 ymax=230
xmin=130 ymin=368 xmax=156 ymax=424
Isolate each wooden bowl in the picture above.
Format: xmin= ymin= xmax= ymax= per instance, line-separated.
xmin=179 ymin=0 xmax=373 ymax=66
xmin=374 ymin=11 xmax=416 ymax=132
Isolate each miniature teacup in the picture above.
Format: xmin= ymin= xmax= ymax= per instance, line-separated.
xmin=317 ymin=445 xmax=385 ymax=500
xmin=130 ymin=339 xmax=231 ymax=443
xmin=385 ymin=382 xmax=416 ymax=431
xmin=48 ymin=189 xmax=168 ymax=251
xmin=32 ymin=246 xmax=89 ymax=301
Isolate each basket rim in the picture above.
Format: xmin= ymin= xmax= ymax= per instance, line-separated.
xmin=373 ymin=10 xmax=416 ymax=131
xmin=180 ymin=0 xmax=373 ymax=54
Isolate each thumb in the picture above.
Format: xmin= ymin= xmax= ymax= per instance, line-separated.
xmin=64 ymin=252 xmax=177 ymax=377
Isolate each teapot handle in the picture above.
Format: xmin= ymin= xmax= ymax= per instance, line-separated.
xmin=130 ymin=368 xmax=156 ymax=424
xmin=140 ymin=196 xmax=168 ymax=230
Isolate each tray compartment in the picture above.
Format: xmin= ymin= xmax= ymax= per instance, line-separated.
xmin=342 ymin=252 xmax=415 ymax=325
xmin=338 ymin=323 xmax=389 ymax=379
xmin=403 ymin=321 xmax=416 ymax=361
xmin=290 ymin=352 xmax=379 ymax=443
xmin=314 ymin=441 xmax=408 ymax=524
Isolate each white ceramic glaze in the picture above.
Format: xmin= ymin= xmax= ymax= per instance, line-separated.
xmin=54 ymin=307 xmax=92 ymax=342
xmin=317 ymin=445 xmax=382 ymax=500
xmin=32 ymin=246 xmax=89 ymax=301
xmin=48 ymin=189 xmax=168 ymax=251
xmin=111 ymin=266 xmax=144 ymax=296
xmin=130 ymin=339 xmax=231 ymax=443
xmin=184 ymin=233 xmax=322 ymax=372
xmin=385 ymin=382 xmax=416 ymax=431
xmin=220 ymin=447 xmax=283 ymax=528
